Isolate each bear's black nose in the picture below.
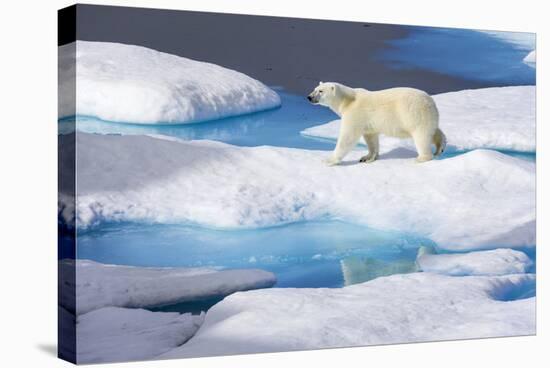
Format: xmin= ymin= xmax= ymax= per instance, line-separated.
xmin=307 ymin=95 xmax=312 ymax=101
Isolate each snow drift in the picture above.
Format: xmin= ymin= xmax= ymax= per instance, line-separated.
xmin=58 ymin=41 xmax=281 ymax=124
xmin=301 ymin=86 xmax=535 ymax=153
xmin=161 ymin=272 xmax=535 ymax=358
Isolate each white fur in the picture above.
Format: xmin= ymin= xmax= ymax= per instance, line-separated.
xmin=308 ymin=82 xmax=445 ymax=165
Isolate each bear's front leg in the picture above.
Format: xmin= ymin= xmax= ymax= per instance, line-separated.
xmin=412 ymin=131 xmax=434 ymax=163
xmin=324 ymin=118 xmax=362 ymax=166
xmin=323 ymin=156 xmax=341 ymax=166
xmin=359 ymin=133 xmax=379 ymax=163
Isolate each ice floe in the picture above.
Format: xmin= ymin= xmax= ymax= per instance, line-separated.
xmin=59 ymin=259 xmax=276 ymax=315
xmin=160 ymin=272 xmax=535 ymax=358
xmin=523 ymin=50 xmax=536 ymax=67
xmin=77 ymin=307 xmax=203 ymax=364
xmin=58 ymin=41 xmax=280 ymax=124
xmin=60 ymin=259 xmax=272 ymax=363
xmin=61 ymin=133 xmax=535 ymax=251
xmin=301 ymin=86 xmax=535 ymax=153
xmin=417 ymin=248 xmax=533 ymax=276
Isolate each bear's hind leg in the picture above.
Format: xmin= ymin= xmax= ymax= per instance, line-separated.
xmin=412 ymin=131 xmax=434 ymax=163
xmin=359 ymin=134 xmax=379 ymax=163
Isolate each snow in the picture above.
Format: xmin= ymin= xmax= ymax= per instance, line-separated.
xmin=417 ymin=248 xmax=533 ymax=276
xmin=62 ymin=132 xmax=535 ymax=251
xmin=58 ymin=41 xmax=281 ymax=124
xmin=59 ymin=259 xmax=276 ymax=315
xmin=77 ymin=307 xmax=203 ymax=364
xmin=60 ymin=260 xmax=244 ymax=363
xmin=160 ymin=272 xmax=535 ymax=358
xmin=301 ymin=86 xmax=536 ymax=153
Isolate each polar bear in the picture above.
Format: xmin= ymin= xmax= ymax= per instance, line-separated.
xmin=307 ymin=82 xmax=446 ymax=165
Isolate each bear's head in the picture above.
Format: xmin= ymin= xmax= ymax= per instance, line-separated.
xmin=307 ymin=82 xmax=339 ymax=107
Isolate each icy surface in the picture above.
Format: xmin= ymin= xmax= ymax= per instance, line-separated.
xmin=62 ymin=133 xmax=535 ymax=251
xmin=524 ymin=50 xmax=536 ymax=66
xmin=417 ymin=248 xmax=533 ymax=276
xmin=301 ymin=86 xmax=536 ymax=153
xmin=77 ymin=307 xmax=203 ymax=364
xmin=161 ymin=272 xmax=535 ymax=358
xmin=58 ymin=41 xmax=280 ymax=124
xmin=59 ymin=259 xmax=276 ymax=315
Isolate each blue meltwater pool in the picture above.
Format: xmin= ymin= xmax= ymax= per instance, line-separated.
xmin=77 ymin=220 xmax=434 ymax=290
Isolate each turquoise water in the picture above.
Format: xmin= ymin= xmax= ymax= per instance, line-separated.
xmin=59 ymin=90 xmax=338 ymax=151
xmin=77 ymin=221 xmax=431 ymax=289
xmin=77 ymin=221 xmax=436 ymax=313
xmin=76 ymin=219 xmax=535 ymax=313
xmin=441 ymin=149 xmax=535 ymax=162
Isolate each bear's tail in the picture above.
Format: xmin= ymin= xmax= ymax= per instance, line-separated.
xmin=433 ymin=128 xmax=447 ymax=156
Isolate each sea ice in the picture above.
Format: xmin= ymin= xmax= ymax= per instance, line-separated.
xmin=523 ymin=50 xmax=536 ymax=66
xmin=77 ymin=307 xmax=203 ymax=364
xmin=160 ymin=272 xmax=535 ymax=358
xmin=59 ymin=259 xmax=272 ymax=362
xmin=58 ymin=41 xmax=281 ymax=124
xmin=61 ymin=133 xmax=535 ymax=251
xmin=59 ymin=259 xmax=276 ymax=315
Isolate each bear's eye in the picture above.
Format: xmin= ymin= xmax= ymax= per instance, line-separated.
xmin=319 ymin=90 xmax=323 ymax=94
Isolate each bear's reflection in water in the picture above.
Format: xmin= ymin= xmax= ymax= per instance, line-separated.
xmin=340 ymin=245 xmax=436 ymax=285
xmin=340 ymin=256 xmax=419 ymax=286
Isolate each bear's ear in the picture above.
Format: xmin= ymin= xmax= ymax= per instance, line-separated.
xmin=319 ymin=81 xmax=323 ymax=85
